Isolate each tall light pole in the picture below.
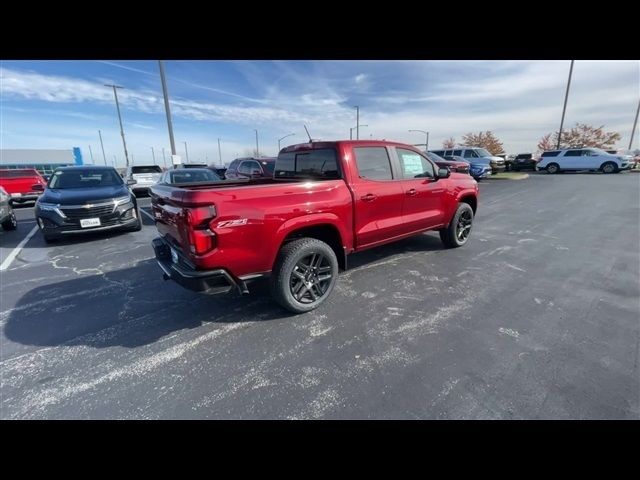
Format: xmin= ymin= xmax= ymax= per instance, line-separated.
xmin=158 ymin=60 xmax=177 ymax=160
xmin=278 ymin=133 xmax=295 ymax=151
xmin=629 ymin=97 xmax=640 ymax=151
xmin=151 ymin=146 xmax=156 ymax=165
xmin=254 ymin=129 xmax=260 ymax=157
xmin=162 ymin=147 xmax=167 ymax=168
xmin=98 ymin=130 xmax=107 ymax=166
xmin=354 ymin=106 xmax=360 ymax=140
xmin=104 ymin=84 xmax=130 ymax=167
xmin=350 ymin=124 xmax=368 ymax=140
xmin=409 ymin=129 xmax=430 ymax=152
xmin=183 ymin=141 xmax=189 ymax=162
xmin=113 ymin=155 xmax=117 ymax=167
xmin=217 ymin=138 xmax=223 ymax=167
xmin=557 ymin=60 xmax=575 ymax=150
xmin=88 ymin=145 xmax=94 ymax=163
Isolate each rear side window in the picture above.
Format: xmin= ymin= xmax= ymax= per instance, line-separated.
xmin=453 ymin=150 xmax=462 ymax=156
xmin=563 ymin=150 xmax=582 ymax=157
xmin=464 ymin=150 xmax=479 ymax=158
xmin=431 ymin=150 xmax=445 ymax=157
xmin=275 ymin=149 xmax=340 ymax=180
xmin=542 ymin=151 xmax=561 ymax=157
xmin=132 ymin=166 xmax=162 ymax=174
xmin=353 ymin=147 xmax=393 ymax=180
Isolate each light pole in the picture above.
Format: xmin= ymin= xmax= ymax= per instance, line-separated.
xmin=218 ymin=138 xmax=223 ymax=167
xmin=350 ymin=125 xmax=368 ymax=140
xmin=557 ymin=60 xmax=575 ymax=149
xmin=98 ymin=130 xmax=107 ymax=166
xmin=162 ymin=147 xmax=167 ymax=168
xmin=183 ymin=141 xmax=189 ymax=162
xmin=88 ymin=145 xmax=94 ymax=163
xmin=629 ymin=96 xmax=640 ymax=151
xmin=104 ymin=84 xmax=130 ymax=167
xmin=409 ymin=129 xmax=430 ymax=152
xmin=254 ymin=129 xmax=260 ymax=157
xmin=151 ymin=147 xmax=156 ymax=165
xmin=113 ymin=155 xmax=117 ymax=167
xmin=159 ymin=60 xmax=177 ymax=161
xmin=354 ymin=106 xmax=360 ymax=140
xmin=278 ymin=133 xmax=295 ymax=151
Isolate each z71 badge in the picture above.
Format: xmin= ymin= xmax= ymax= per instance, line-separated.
xmin=216 ymin=219 xmax=248 ymax=228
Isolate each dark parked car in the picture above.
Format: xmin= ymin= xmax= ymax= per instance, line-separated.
xmin=157 ymin=168 xmax=221 ymax=185
xmin=35 ymin=166 xmax=141 ymax=243
xmin=512 ymin=153 xmax=538 ymax=171
xmin=0 ymin=186 xmax=18 ymax=230
xmin=224 ymin=157 xmax=276 ymax=179
xmin=424 ymin=152 xmax=470 ymax=174
xmin=443 ymin=155 xmax=491 ymax=180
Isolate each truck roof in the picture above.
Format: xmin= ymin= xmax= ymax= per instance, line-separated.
xmin=281 ymin=140 xmax=421 ymax=152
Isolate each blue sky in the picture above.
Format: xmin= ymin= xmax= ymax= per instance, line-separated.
xmin=1 ymin=60 xmax=638 ymax=166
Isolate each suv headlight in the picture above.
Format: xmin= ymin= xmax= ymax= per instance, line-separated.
xmin=37 ymin=202 xmax=66 ymax=218
xmin=114 ymin=195 xmax=132 ymax=205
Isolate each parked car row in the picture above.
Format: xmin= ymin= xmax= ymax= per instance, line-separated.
xmin=429 ymin=147 xmax=506 ymax=174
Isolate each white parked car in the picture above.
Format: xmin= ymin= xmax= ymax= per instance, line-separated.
xmin=537 ymin=148 xmax=631 ymax=174
xmin=124 ymin=165 xmax=163 ymax=194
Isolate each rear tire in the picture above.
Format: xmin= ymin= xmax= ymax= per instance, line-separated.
xmin=2 ymin=212 xmax=17 ymax=230
xmin=271 ymin=238 xmax=339 ymax=314
xmin=546 ymin=163 xmax=560 ymax=174
xmin=440 ymin=202 xmax=474 ymax=248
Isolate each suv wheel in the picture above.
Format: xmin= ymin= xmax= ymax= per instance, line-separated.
xmin=601 ymin=162 xmax=617 ymax=174
xmin=546 ymin=163 xmax=560 ymax=174
xmin=271 ymin=238 xmax=339 ymax=313
xmin=1 ymin=212 xmax=17 ymax=230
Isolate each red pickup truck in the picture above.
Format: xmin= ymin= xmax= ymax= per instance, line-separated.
xmin=150 ymin=140 xmax=479 ymax=313
xmin=0 ymin=169 xmax=47 ymax=204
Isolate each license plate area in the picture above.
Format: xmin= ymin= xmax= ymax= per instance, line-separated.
xmin=80 ymin=218 xmax=101 ymax=228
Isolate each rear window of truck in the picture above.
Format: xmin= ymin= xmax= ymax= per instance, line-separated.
xmin=132 ymin=166 xmax=162 ymax=174
xmin=0 ymin=169 xmax=38 ymax=178
xmin=275 ymin=149 xmax=340 ymax=180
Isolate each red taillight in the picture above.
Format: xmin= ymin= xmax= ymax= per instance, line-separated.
xmin=184 ymin=206 xmax=217 ymax=255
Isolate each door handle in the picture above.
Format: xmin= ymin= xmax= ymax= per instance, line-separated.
xmin=406 ymin=188 xmax=417 ymax=196
xmin=361 ymin=193 xmax=377 ymax=202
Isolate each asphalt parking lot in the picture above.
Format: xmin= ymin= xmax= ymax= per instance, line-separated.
xmin=1 ymin=172 xmax=639 ymax=419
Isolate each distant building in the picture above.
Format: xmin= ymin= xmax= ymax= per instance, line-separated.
xmin=0 ymin=148 xmax=84 ymax=176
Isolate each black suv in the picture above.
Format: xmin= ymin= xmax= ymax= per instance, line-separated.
xmin=512 ymin=153 xmax=538 ymax=171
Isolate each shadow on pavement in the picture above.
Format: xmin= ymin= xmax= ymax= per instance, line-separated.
xmin=4 ymin=233 xmax=444 ymax=349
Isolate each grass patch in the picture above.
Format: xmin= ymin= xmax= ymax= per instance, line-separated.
xmin=488 ymin=172 xmax=529 ymax=180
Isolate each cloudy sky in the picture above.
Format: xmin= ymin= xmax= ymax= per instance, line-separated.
xmin=1 ymin=60 xmax=638 ymax=166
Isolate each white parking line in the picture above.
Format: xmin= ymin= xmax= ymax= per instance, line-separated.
xmin=0 ymin=225 xmax=39 ymax=271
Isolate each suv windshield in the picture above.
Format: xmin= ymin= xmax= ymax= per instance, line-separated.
xmin=131 ymin=166 xmax=162 ymax=174
xmin=474 ymin=148 xmax=492 ymax=157
xmin=275 ymin=149 xmax=340 ymax=179
xmin=49 ymin=169 xmax=123 ymax=189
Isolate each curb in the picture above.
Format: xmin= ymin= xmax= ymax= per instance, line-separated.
xmin=486 ymin=173 xmax=530 ymax=181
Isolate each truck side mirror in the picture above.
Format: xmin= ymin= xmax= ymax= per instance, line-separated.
xmin=437 ymin=168 xmax=451 ymax=179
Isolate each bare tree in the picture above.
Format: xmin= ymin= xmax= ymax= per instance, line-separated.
xmin=461 ymin=131 xmax=504 ymax=156
xmin=539 ymin=123 xmax=621 ymax=149
xmin=442 ymin=137 xmax=456 ymax=148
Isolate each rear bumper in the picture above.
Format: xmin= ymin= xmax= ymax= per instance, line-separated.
xmin=152 ymin=237 xmax=245 ymax=295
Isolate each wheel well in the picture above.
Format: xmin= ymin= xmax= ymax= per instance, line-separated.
xmin=281 ymin=224 xmax=346 ymax=270
xmin=460 ymin=195 xmax=477 ymax=214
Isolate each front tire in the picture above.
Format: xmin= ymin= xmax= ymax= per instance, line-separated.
xmin=271 ymin=238 xmax=339 ymax=313
xmin=601 ymin=162 xmax=617 ymax=174
xmin=440 ymin=203 xmax=474 ymax=248
xmin=2 ymin=212 xmax=17 ymax=230
xmin=546 ymin=163 xmax=560 ymax=174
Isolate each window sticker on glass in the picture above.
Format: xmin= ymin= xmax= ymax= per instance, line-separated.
xmin=401 ymin=153 xmax=424 ymax=175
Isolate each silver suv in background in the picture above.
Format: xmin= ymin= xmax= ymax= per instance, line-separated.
xmin=537 ymin=148 xmax=631 ymax=174
xmin=125 ymin=165 xmax=163 ymax=194
xmin=429 ymin=147 xmax=506 ymax=173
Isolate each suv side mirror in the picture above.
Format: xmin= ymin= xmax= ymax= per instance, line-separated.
xmin=437 ymin=168 xmax=451 ymax=179
xmin=127 ymin=179 xmax=137 ymax=186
